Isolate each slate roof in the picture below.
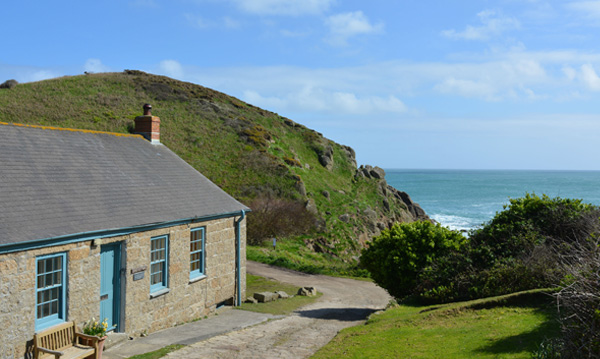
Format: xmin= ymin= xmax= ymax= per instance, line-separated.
xmin=0 ymin=122 xmax=249 ymax=246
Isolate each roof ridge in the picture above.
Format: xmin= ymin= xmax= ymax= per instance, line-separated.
xmin=0 ymin=121 xmax=144 ymax=139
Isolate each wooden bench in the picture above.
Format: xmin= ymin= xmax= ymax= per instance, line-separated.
xmin=33 ymin=321 xmax=100 ymax=359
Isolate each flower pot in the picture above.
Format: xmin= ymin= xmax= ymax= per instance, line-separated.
xmin=97 ymin=336 xmax=107 ymax=359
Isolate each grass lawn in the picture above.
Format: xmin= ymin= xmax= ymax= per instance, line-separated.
xmin=238 ymin=274 xmax=322 ymax=315
xmin=311 ymin=291 xmax=560 ymax=359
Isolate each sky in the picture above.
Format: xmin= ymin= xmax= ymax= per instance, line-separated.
xmin=3 ymin=0 xmax=600 ymax=170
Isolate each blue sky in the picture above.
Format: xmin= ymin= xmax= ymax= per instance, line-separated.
xmin=3 ymin=0 xmax=600 ymax=170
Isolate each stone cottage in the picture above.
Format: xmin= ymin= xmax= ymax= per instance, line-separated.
xmin=0 ymin=105 xmax=249 ymax=358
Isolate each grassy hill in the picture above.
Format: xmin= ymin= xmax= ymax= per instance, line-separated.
xmin=0 ymin=71 xmax=428 ymax=275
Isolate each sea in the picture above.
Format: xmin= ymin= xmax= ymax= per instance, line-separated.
xmin=385 ymin=169 xmax=600 ymax=232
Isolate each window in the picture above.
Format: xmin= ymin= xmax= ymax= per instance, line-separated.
xmin=36 ymin=253 xmax=67 ymax=330
xmin=190 ymin=227 xmax=205 ymax=279
xmin=150 ymin=235 xmax=169 ymax=292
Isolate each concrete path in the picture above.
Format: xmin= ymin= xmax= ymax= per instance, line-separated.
xmin=105 ymin=261 xmax=391 ymax=358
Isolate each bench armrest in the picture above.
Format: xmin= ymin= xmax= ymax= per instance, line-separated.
xmin=37 ymin=346 xmax=64 ymax=358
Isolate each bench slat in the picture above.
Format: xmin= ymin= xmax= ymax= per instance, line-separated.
xmin=34 ymin=321 xmax=99 ymax=359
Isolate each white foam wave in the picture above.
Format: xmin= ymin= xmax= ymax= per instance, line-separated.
xmin=431 ymin=214 xmax=481 ymax=232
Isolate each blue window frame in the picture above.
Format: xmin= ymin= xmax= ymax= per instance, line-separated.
xmin=150 ymin=235 xmax=169 ymax=292
xmin=190 ymin=227 xmax=205 ymax=279
xmin=36 ymin=253 xmax=67 ymax=330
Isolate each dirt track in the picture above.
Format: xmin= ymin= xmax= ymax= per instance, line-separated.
xmin=165 ymin=261 xmax=391 ymax=359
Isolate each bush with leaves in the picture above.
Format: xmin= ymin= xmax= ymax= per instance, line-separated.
xmin=360 ymin=221 xmax=465 ymax=301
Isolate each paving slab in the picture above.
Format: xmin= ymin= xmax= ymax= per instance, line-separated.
xmin=103 ymin=308 xmax=279 ymax=359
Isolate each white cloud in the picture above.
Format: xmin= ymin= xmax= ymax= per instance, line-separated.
xmin=325 ymin=11 xmax=384 ymax=45
xmin=442 ymin=9 xmax=520 ymax=41
xmin=232 ymin=0 xmax=334 ymax=16
xmin=243 ymin=87 xmax=406 ymax=115
xmin=83 ymin=59 xmax=111 ymax=73
xmin=434 ymin=77 xmax=499 ymax=100
xmin=562 ymin=65 xmax=577 ymax=80
xmin=566 ymin=1 xmax=600 ymax=18
xmin=185 ymin=13 xmax=210 ymax=28
xmin=223 ymin=16 xmax=241 ymax=29
xmin=580 ymin=63 xmax=600 ymax=90
xmin=158 ymin=60 xmax=184 ymax=79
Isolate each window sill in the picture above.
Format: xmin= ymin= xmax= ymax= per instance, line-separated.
xmin=189 ymin=274 xmax=207 ymax=284
xmin=149 ymin=288 xmax=170 ymax=298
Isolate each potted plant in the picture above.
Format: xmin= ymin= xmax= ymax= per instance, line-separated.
xmin=82 ymin=317 xmax=108 ymax=356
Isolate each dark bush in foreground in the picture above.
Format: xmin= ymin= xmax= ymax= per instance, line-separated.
xmin=246 ymin=197 xmax=317 ymax=245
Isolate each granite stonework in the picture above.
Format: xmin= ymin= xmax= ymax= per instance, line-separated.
xmin=0 ymin=217 xmax=246 ymax=359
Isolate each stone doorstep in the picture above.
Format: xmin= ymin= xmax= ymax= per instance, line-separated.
xmin=104 ymin=332 xmax=129 ymax=350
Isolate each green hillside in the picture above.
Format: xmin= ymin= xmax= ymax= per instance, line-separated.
xmin=0 ymin=71 xmax=428 ymax=275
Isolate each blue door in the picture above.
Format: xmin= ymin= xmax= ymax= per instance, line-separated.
xmin=100 ymin=243 xmax=121 ymax=332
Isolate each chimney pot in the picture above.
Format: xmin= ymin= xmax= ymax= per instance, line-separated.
xmin=143 ymin=103 xmax=152 ymax=116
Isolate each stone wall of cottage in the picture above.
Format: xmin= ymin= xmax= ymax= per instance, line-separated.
xmin=0 ymin=216 xmax=245 ymax=359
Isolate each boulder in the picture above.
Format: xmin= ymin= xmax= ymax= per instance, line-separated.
xmin=297 ymin=287 xmax=317 ymax=296
xmin=318 ymin=145 xmax=334 ymax=170
xmin=0 ymin=79 xmax=18 ymax=89
xmin=305 ymin=198 xmax=318 ymax=214
xmin=245 ymin=297 xmax=258 ymax=304
xmin=363 ymin=207 xmax=377 ymax=219
xmin=275 ymin=291 xmax=290 ymax=299
xmin=382 ymin=198 xmax=390 ymax=212
xmin=295 ymin=179 xmax=307 ymax=197
xmin=339 ymin=214 xmax=351 ymax=223
xmin=369 ymin=166 xmax=386 ymax=179
xmin=341 ymin=145 xmax=357 ymax=168
xmin=254 ymin=292 xmax=276 ymax=303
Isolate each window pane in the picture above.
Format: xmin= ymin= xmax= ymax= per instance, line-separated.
xmin=50 ymin=300 xmax=58 ymax=315
xmin=151 ymin=262 xmax=160 ymax=275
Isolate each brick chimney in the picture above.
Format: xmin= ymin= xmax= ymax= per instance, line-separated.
xmin=134 ymin=104 xmax=160 ymax=144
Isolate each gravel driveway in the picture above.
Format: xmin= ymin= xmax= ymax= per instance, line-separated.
xmin=165 ymin=261 xmax=391 ymax=359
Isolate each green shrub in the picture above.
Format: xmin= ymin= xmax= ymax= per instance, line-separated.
xmin=360 ymin=221 xmax=465 ymax=301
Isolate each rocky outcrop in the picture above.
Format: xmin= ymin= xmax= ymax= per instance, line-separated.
xmin=341 ymin=145 xmax=357 ymax=168
xmin=390 ymin=187 xmax=428 ymax=220
xmin=356 ymin=165 xmax=386 ymax=180
xmin=355 ymin=164 xmax=430 ymax=224
xmin=318 ymin=145 xmax=334 ymax=170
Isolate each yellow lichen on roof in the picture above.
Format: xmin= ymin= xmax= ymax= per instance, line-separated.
xmin=0 ymin=121 xmax=144 ymax=139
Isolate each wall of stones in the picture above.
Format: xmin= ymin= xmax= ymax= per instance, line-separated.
xmin=0 ymin=216 xmax=246 ymax=359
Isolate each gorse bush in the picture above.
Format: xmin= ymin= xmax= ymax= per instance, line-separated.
xmin=360 ymin=221 xmax=465 ymax=301
xmin=246 ymin=197 xmax=317 ymax=245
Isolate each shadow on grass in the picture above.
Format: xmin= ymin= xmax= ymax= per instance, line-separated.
xmin=475 ymin=299 xmax=561 ymax=355
xmin=296 ymin=307 xmax=379 ymax=322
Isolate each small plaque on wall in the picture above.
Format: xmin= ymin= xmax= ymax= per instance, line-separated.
xmin=133 ymin=271 xmax=145 ymax=281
